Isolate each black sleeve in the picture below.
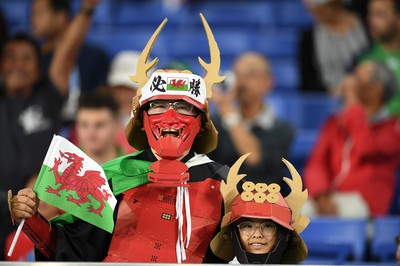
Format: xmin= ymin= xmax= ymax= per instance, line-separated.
xmin=35 ymin=194 xmax=119 ymax=261
xmin=54 ymin=220 xmax=112 ymax=261
xmin=298 ymin=28 xmax=326 ymax=92
xmin=34 ymin=219 xmax=112 ymax=261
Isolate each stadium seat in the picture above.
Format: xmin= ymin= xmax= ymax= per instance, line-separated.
xmin=300 ymin=217 xmax=367 ymax=264
xmin=269 ymin=93 xmax=339 ymax=168
xmin=286 ymin=93 xmax=340 ymax=130
xmin=289 ymin=129 xmax=318 ymax=170
xmin=277 ymin=0 xmax=313 ymax=28
xmin=170 ymin=29 xmax=249 ymax=58
xmin=86 ymin=29 xmax=169 ymax=60
xmin=271 ymin=59 xmax=299 ymax=92
xmin=253 ymin=29 xmax=299 ymax=58
xmin=371 ymin=216 xmax=400 ymax=262
xmin=267 ymin=93 xmax=340 ymax=130
xmin=0 ymin=0 xmax=30 ymax=33
xmin=188 ymin=2 xmax=276 ymax=30
xmin=114 ymin=2 xmax=190 ymax=28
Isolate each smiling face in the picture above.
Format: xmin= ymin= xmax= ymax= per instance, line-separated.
xmin=1 ymin=40 xmax=40 ymax=96
xmin=237 ymin=218 xmax=278 ymax=254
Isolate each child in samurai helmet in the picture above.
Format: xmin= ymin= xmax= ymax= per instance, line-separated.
xmin=210 ymin=153 xmax=310 ymax=264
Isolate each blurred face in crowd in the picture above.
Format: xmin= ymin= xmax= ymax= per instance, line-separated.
xmin=354 ymin=63 xmax=382 ymax=106
xmin=306 ymin=0 xmax=341 ymax=25
xmin=368 ymin=0 xmax=399 ymax=42
xmin=31 ymin=0 xmax=67 ymax=39
xmin=237 ymin=218 xmax=278 ymax=254
xmin=233 ymin=53 xmax=272 ymax=106
xmin=1 ymin=41 xmax=40 ymax=96
xmin=76 ymin=107 xmax=119 ymax=155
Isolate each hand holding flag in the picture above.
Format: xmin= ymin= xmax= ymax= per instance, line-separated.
xmin=8 ymin=135 xmax=117 ymax=257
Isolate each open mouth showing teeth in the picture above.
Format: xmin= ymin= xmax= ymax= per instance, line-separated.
xmin=158 ymin=128 xmax=183 ymax=138
xmin=250 ymin=243 xmax=265 ymax=246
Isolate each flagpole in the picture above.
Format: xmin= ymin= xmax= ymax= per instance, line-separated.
xmin=7 ymin=218 xmax=25 ymax=257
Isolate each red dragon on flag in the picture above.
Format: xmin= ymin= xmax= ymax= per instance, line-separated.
xmin=34 ymin=135 xmax=116 ymax=233
xmin=46 ymin=151 xmax=112 ymax=217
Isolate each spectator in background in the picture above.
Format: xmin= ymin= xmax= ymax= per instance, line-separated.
xmin=209 ymin=52 xmax=294 ymax=185
xmin=4 ymin=94 xmax=122 ymax=261
xmin=96 ymin=50 xmax=141 ymax=154
xmin=5 ymin=94 xmax=122 ymax=261
xmin=303 ymin=60 xmax=400 ymax=218
xmin=31 ymin=0 xmax=110 ymax=122
xmin=76 ymin=94 xmax=125 ymax=164
xmin=0 ymin=0 xmax=100 ymax=260
xmin=299 ymin=0 xmax=369 ymax=95
xmin=105 ymin=51 xmax=140 ymax=128
xmin=358 ymin=0 xmax=400 ymax=115
xmin=68 ymin=51 xmax=140 ymax=154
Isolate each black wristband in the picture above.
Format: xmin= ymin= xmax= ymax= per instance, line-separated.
xmin=80 ymin=7 xmax=94 ymax=17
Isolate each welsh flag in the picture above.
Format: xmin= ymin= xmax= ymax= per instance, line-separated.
xmin=34 ymin=135 xmax=117 ymax=233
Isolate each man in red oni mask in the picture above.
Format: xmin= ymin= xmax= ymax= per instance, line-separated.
xmin=8 ymin=14 xmax=231 ymax=263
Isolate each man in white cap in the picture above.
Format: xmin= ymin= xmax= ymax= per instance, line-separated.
xmin=105 ymin=51 xmax=141 ymax=126
xmin=100 ymin=51 xmax=143 ymax=154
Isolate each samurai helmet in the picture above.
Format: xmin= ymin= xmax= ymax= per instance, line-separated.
xmin=210 ymin=153 xmax=310 ymax=263
xmin=125 ymin=14 xmax=224 ymax=157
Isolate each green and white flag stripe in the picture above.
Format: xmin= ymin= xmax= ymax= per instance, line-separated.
xmin=34 ymin=135 xmax=117 ymax=233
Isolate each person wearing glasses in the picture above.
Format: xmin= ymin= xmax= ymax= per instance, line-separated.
xmin=8 ymin=15 xmax=231 ymax=263
xmin=210 ymin=153 xmax=309 ymax=264
xmin=234 ymin=220 xmax=279 ymax=259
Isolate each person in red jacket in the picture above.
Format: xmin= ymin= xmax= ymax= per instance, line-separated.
xmin=303 ymin=60 xmax=400 ymax=218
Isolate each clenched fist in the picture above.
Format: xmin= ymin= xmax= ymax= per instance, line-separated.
xmin=8 ymin=188 xmax=39 ymax=224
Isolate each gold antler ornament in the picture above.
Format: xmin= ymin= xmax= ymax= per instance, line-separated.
xmin=282 ymin=158 xmax=310 ymax=234
xmin=129 ymin=18 xmax=168 ymax=97
xmin=220 ymin=153 xmax=250 ymax=215
xmin=198 ymin=13 xmax=225 ymax=98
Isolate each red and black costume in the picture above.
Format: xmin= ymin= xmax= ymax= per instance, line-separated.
xmin=17 ymin=13 xmax=229 ymax=263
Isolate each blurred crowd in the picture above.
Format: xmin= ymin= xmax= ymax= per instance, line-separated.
xmin=0 ymin=0 xmax=400 ymax=263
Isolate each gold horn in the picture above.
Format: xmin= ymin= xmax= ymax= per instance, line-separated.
xmin=282 ymin=158 xmax=310 ymax=234
xmin=130 ymin=18 xmax=168 ymax=97
xmin=198 ymin=13 xmax=225 ymax=98
xmin=220 ymin=153 xmax=251 ymax=215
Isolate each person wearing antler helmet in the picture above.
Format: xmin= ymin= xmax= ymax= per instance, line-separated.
xmin=210 ymin=153 xmax=309 ymax=264
xmin=8 ymin=14 xmax=230 ymax=263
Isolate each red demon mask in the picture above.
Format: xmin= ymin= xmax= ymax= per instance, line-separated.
xmin=142 ymin=108 xmax=203 ymax=159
